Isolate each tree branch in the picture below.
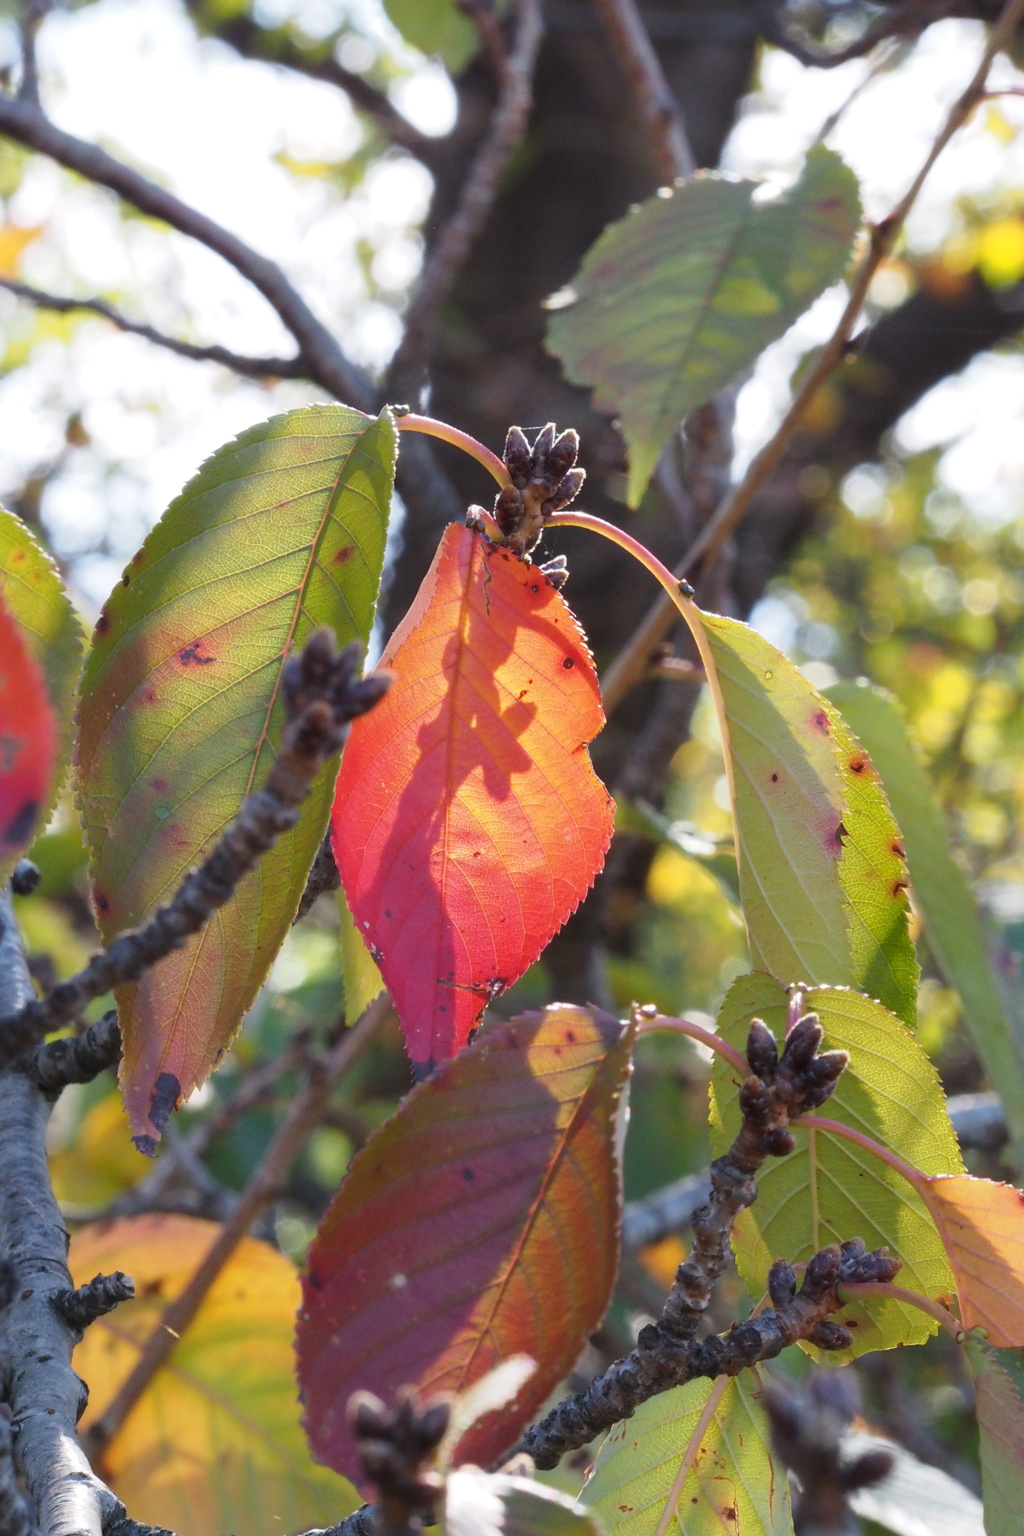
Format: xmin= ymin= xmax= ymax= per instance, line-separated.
xmin=765 ymin=0 xmax=953 ymax=70
xmin=181 ymin=3 xmax=437 ymax=164
xmin=0 ymin=276 xmax=313 ymax=380
xmin=0 ymin=890 xmax=123 ymax=1536
xmin=0 ymin=93 xmax=374 ymax=409
xmin=0 ymin=633 xmax=389 ymax=1074
xmin=599 ymin=0 xmax=1024 ymax=713
xmin=515 ymin=1008 xmax=900 ymax=1468
xmin=590 ymin=0 xmax=696 ymax=181
xmin=82 ymin=991 xmax=393 ymax=1460
xmin=386 ymin=0 xmax=544 ymax=399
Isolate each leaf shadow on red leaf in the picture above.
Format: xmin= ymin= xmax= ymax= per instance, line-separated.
xmin=334 ymin=526 xmax=614 ymax=1072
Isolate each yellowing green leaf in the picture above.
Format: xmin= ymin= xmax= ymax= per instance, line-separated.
xmin=965 ymin=1336 xmax=1024 ymax=1536
xmin=49 ymin=1090 xmax=144 ymax=1210
xmin=71 ymin=1214 xmax=358 ymax=1536
xmin=709 ymin=976 xmax=961 ymax=1359
xmin=75 ymin=405 xmax=396 ymax=1148
xmin=827 ymin=681 xmax=1024 ymax=1148
xmin=338 ymin=885 xmax=384 ymax=1025
xmin=697 ymin=614 xmax=916 ymax=1023
xmin=548 ymin=147 xmax=860 ymax=505
xmin=583 ymin=1374 xmax=791 ymax=1536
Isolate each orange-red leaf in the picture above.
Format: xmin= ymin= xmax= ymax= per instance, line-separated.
xmin=332 ymin=523 xmax=614 ymax=1070
xmin=0 ymin=589 xmax=57 ymax=858
xmin=920 ymin=1175 xmax=1024 ymax=1346
xmin=296 ymin=1003 xmax=635 ymax=1481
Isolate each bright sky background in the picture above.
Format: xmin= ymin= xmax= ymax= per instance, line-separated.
xmin=3 ymin=2 xmax=1024 ymax=614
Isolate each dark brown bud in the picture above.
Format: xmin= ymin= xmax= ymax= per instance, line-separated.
xmin=842 ymin=1448 xmax=895 ymax=1490
xmin=503 ymin=425 xmax=532 ymax=484
xmin=495 ymin=482 xmax=523 ymax=537
xmin=763 ymin=1127 xmax=795 ymax=1157
xmin=767 ymin=1259 xmax=796 ymax=1307
xmin=414 ymin=1400 xmax=451 ymax=1450
xmin=530 ymin=422 xmax=557 ymax=467
xmin=745 ymin=1018 xmax=778 ymax=1080
xmin=350 ymin=1390 xmax=388 ymax=1434
xmin=543 ymin=466 xmax=585 ymax=513
xmin=804 ymin=1244 xmax=841 ymax=1293
xmin=809 ymin=1319 xmax=853 ymax=1351
xmin=783 ymin=1014 xmax=823 ymax=1069
xmin=547 ymin=428 xmax=580 ymax=482
xmin=538 ymin=555 xmax=569 ymax=590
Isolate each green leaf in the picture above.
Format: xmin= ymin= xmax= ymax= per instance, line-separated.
xmin=583 ymin=1374 xmax=792 ymax=1536
xmin=75 ymin=405 xmax=396 ymax=1148
xmin=827 ymin=680 xmax=1024 ymax=1150
xmin=709 ymin=975 xmax=962 ymax=1360
xmin=337 ymin=885 xmax=384 ymax=1025
xmin=0 ymin=505 xmax=83 ymax=838
xmin=699 ymin=614 xmax=916 ymax=1023
xmin=547 ymin=146 xmax=861 ymax=505
xmin=446 ymin=1470 xmax=604 ymax=1536
xmin=964 ymin=1336 xmax=1024 ymax=1536
xmin=384 ymin=0 xmax=479 ymax=72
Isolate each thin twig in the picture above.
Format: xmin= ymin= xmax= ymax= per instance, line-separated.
xmin=386 ymin=0 xmax=544 ymax=397
xmin=181 ymin=1 xmax=437 ymax=164
xmin=0 ymin=634 xmax=388 ymax=1079
xmin=82 ymin=991 xmax=393 ymax=1459
xmin=590 ymin=0 xmax=696 ymax=181
xmin=766 ymin=0 xmax=951 ymax=70
xmin=599 ymin=0 xmax=1024 ymax=714
xmin=515 ymin=1009 xmax=900 ymax=1468
xmin=0 ymin=93 xmax=374 ymax=409
xmin=18 ymin=1010 xmax=121 ymax=1095
xmin=0 ymin=277 xmax=312 ymax=379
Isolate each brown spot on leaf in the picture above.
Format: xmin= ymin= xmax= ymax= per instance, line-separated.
xmin=891 ymin=838 xmax=906 ymax=858
xmin=94 ymin=890 xmax=109 ymax=914
xmin=151 ymin=777 xmax=168 ymax=793
xmin=770 ymin=771 xmax=780 ymax=784
xmin=810 ymin=709 xmax=830 ymax=734
xmin=562 ymin=657 xmax=574 ymax=670
xmin=893 ymin=878 xmax=909 ymax=898
xmin=333 ymin=545 xmax=356 ymax=565
xmin=833 ymin=820 xmax=849 ymax=853
xmin=849 ymin=755 xmax=870 ymax=775
xmin=179 ymin=641 xmax=215 ymax=666
xmin=95 ymin=611 xmax=109 ymax=634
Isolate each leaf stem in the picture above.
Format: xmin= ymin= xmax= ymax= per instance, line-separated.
xmin=638 ymin=1012 xmax=748 ymax=1075
xmin=395 ymin=413 xmax=509 ymax=488
xmin=838 ymin=1280 xmax=963 ymax=1339
xmin=799 ymin=1114 xmax=924 ymax=1192
xmin=545 ymin=508 xmax=695 ymax=622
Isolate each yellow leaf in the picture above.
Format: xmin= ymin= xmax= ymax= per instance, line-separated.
xmin=638 ymin=1234 xmax=687 ymax=1290
xmin=985 ymin=107 xmax=1018 ymax=145
xmin=50 ymin=1092 xmax=144 ymax=1209
xmin=71 ymin=1215 xmax=359 ymax=1536
xmin=921 ymin=1175 xmax=1024 ymax=1346
xmin=0 ymin=221 xmax=42 ymax=276
xmin=977 ymin=219 xmax=1024 ymax=288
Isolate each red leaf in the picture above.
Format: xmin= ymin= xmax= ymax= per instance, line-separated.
xmin=332 ymin=523 xmax=614 ymax=1070
xmin=0 ymin=589 xmax=56 ymax=858
xmin=296 ymin=1003 xmax=634 ymax=1481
